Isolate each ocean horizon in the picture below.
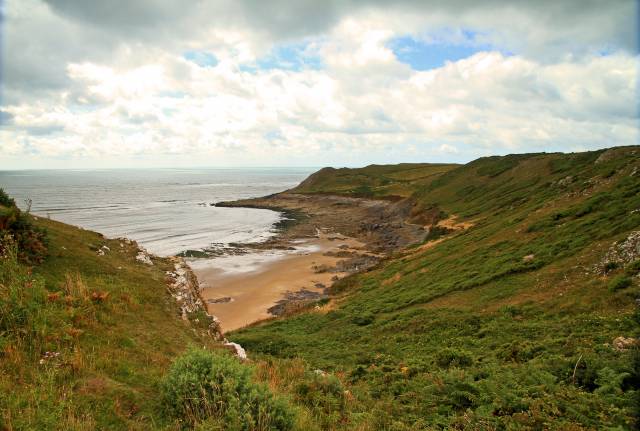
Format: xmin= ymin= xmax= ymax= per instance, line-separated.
xmin=0 ymin=167 xmax=316 ymax=256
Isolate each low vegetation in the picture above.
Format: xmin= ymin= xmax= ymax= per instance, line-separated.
xmin=161 ymin=348 xmax=296 ymax=430
xmin=290 ymin=163 xmax=458 ymax=199
xmin=0 ymin=188 xmax=48 ymax=264
xmin=0 ymin=214 xmax=225 ymax=429
xmin=233 ymin=146 xmax=640 ymax=429
xmin=2 ymin=147 xmax=639 ymax=429
xmin=0 ymin=199 xmax=337 ymax=430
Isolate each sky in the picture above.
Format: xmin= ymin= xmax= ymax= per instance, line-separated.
xmin=0 ymin=0 xmax=638 ymax=169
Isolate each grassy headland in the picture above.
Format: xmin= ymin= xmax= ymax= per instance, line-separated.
xmin=291 ymin=163 xmax=458 ymax=199
xmin=231 ymin=147 xmax=640 ymax=429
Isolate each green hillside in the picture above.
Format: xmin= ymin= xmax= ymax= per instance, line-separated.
xmin=0 ymin=210 xmax=302 ymax=430
xmin=290 ymin=163 xmax=458 ymax=199
xmin=232 ymin=147 xmax=640 ymax=429
xmin=1 ymin=147 xmax=638 ymax=430
xmin=0 ymin=216 xmax=223 ymax=429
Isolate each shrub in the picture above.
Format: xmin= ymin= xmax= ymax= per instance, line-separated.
xmin=443 ymin=380 xmax=480 ymax=410
xmin=436 ymin=348 xmax=473 ymax=368
xmin=497 ymin=341 xmax=543 ymax=363
xmin=0 ymin=189 xmax=48 ymax=265
xmin=550 ymin=355 xmax=602 ymax=391
xmin=351 ymin=312 xmax=374 ymax=326
xmin=603 ymin=261 xmax=619 ymax=273
xmin=294 ymin=372 xmax=348 ymax=426
xmin=0 ymin=189 xmax=15 ymax=208
xmin=352 ymin=184 xmax=374 ymax=198
xmin=609 ymin=275 xmax=632 ymax=292
xmin=425 ymin=226 xmax=453 ymax=242
xmin=625 ymin=260 xmax=640 ymax=276
xmin=328 ymin=275 xmax=359 ymax=295
xmin=161 ymin=348 xmax=296 ymax=430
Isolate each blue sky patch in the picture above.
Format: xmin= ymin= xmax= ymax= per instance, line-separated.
xmin=183 ymin=51 xmax=218 ymax=68
xmin=264 ymin=130 xmax=285 ymax=141
xmin=242 ymin=42 xmax=322 ymax=73
xmin=388 ymin=32 xmax=495 ymax=70
xmin=158 ymin=91 xmax=187 ymax=99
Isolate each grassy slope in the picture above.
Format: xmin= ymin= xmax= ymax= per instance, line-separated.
xmin=232 ymin=147 xmax=640 ymax=429
xmin=0 ymin=217 xmax=220 ymax=430
xmin=290 ymin=163 xmax=458 ymax=199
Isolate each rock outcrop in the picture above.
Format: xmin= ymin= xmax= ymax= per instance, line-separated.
xmin=136 ymin=249 xmax=154 ymax=265
xmin=612 ymin=336 xmax=639 ymax=351
xmin=596 ymin=231 xmax=640 ymax=274
xmin=223 ymin=342 xmax=248 ymax=361
xmin=165 ymin=258 xmax=223 ymax=340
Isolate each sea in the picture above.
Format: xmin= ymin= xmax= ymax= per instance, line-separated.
xmin=0 ymin=168 xmax=316 ymax=256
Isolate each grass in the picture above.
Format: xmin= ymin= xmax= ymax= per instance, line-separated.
xmin=2 ymin=146 xmax=639 ymax=429
xmin=0 ymin=217 xmax=224 ymax=429
xmin=232 ymin=146 xmax=640 ymax=429
xmin=290 ymin=163 xmax=459 ymax=199
xmin=0 ymin=212 xmax=356 ymax=430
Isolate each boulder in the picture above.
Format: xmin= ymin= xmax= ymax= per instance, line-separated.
xmin=223 ymin=342 xmax=247 ymax=361
xmin=613 ymin=336 xmax=638 ymax=351
xmin=136 ymin=251 xmax=153 ymax=265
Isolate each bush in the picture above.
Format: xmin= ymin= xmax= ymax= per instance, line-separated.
xmin=352 ymin=184 xmax=374 ymax=198
xmin=294 ymin=372 xmax=347 ymax=427
xmin=328 ymin=275 xmax=359 ymax=295
xmin=497 ymin=341 xmax=543 ymax=363
xmin=436 ymin=348 xmax=473 ymax=368
xmin=0 ymin=190 xmax=15 ymax=207
xmin=351 ymin=312 xmax=374 ymax=326
xmin=625 ymin=260 xmax=640 ymax=276
xmin=0 ymin=189 xmax=48 ymax=265
xmin=444 ymin=381 xmax=479 ymax=409
xmin=425 ymin=226 xmax=453 ymax=242
xmin=609 ymin=275 xmax=632 ymax=292
xmin=161 ymin=348 xmax=296 ymax=430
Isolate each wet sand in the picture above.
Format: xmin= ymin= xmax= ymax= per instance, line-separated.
xmin=192 ymin=234 xmax=364 ymax=332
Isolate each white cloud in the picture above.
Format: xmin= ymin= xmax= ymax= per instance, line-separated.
xmin=437 ymin=144 xmax=460 ymax=155
xmin=1 ymin=1 xmax=638 ymax=168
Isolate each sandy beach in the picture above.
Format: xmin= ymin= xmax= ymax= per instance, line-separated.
xmin=192 ymin=233 xmax=365 ymax=332
xmin=191 ymin=192 xmax=426 ymax=333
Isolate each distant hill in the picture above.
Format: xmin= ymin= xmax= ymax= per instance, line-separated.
xmin=290 ymin=162 xmax=459 ymax=198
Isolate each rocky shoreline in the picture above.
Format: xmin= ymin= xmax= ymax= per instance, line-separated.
xmin=215 ymin=193 xmax=430 ymax=253
xmin=204 ymin=192 xmax=432 ymax=322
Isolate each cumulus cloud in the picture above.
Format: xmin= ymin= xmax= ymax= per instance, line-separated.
xmin=0 ymin=0 xmax=638 ymax=168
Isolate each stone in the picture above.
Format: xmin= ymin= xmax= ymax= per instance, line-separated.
xmin=207 ymin=297 xmax=233 ymax=304
xmin=224 ymin=342 xmax=247 ymax=360
xmin=612 ymin=336 xmax=638 ymax=351
xmin=595 ymin=231 xmax=640 ymax=274
xmin=136 ymin=251 xmax=153 ymax=265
